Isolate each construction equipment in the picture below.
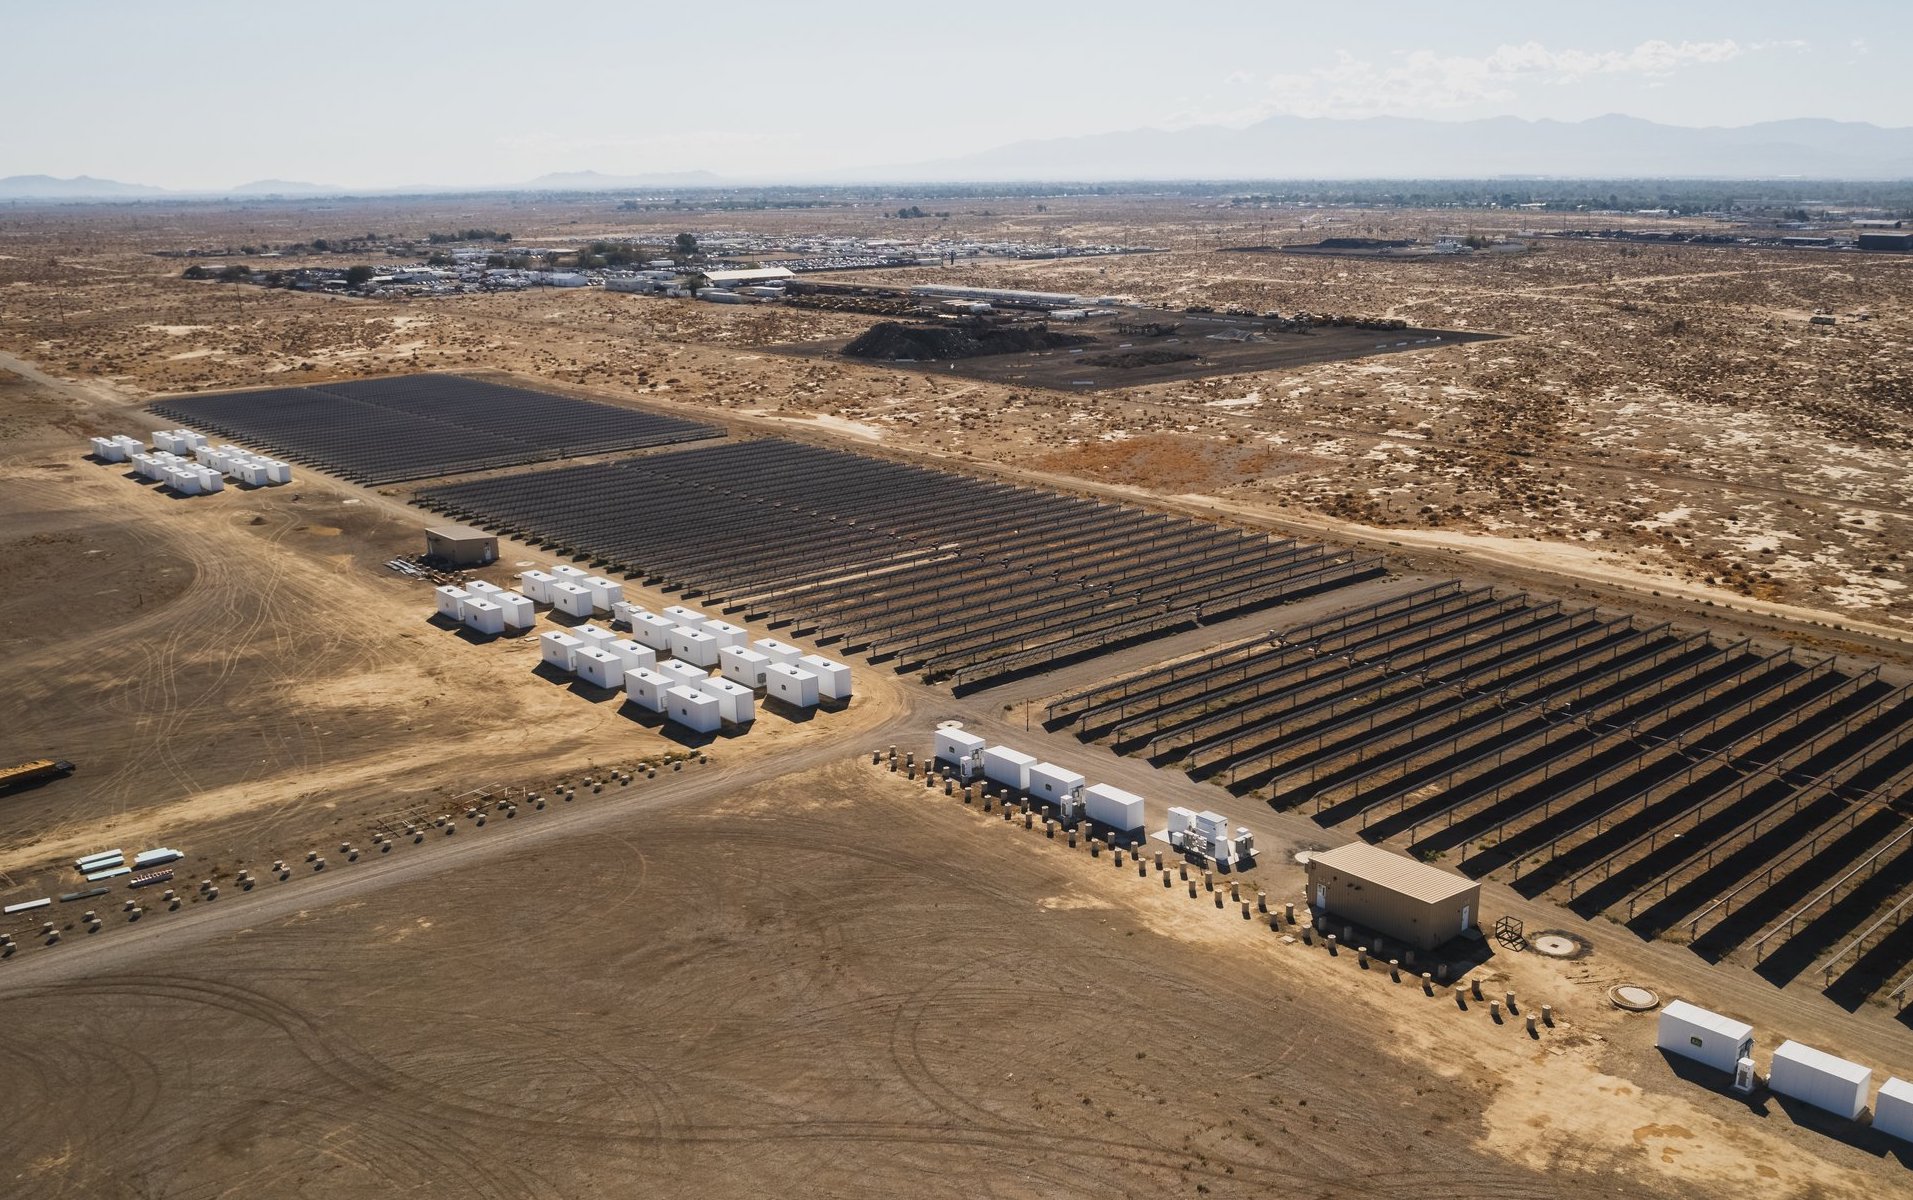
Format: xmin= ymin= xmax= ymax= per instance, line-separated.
xmin=0 ymin=759 xmax=75 ymax=793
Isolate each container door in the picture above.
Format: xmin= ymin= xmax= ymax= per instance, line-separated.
xmin=1461 ymin=905 xmax=1471 ymax=932
xmin=1314 ymin=884 xmax=1326 ymax=909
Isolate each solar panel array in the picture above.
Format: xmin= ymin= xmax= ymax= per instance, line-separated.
xmin=418 ymin=438 xmax=1381 ymax=687
xmin=1049 ymin=580 xmax=1913 ymax=1006
xmin=148 ymin=374 xmax=722 ymax=485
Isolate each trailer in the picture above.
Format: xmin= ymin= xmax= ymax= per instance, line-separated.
xmin=764 ymin=662 xmax=819 ymax=708
xmin=539 ymin=631 xmax=583 ymax=671
xmin=550 ymin=581 xmax=596 ymax=618
xmin=0 ymin=758 xmax=76 ymax=793
xmin=573 ymin=646 xmax=626 ymax=689
xmin=669 ymin=625 xmax=721 ymax=667
xmin=798 ymin=654 xmax=853 ymax=701
xmin=753 ymin=637 xmax=804 ymax=666
xmin=665 ymin=684 xmax=722 ymax=734
xmin=631 ymin=611 xmax=678 ymax=652
xmin=719 ymin=646 xmax=772 ymax=689
xmin=1654 ymin=1000 xmax=1753 ymax=1077
xmin=1876 ymin=1077 xmax=1913 ymax=1144
xmin=624 ymin=666 xmax=673 ymax=713
xmin=933 ymin=728 xmax=987 ymax=775
xmin=692 ymin=676 xmax=755 ymax=724
xmin=1768 ymin=1041 xmax=1870 ymax=1120
xmin=1084 ymin=783 xmax=1145 ymax=835
xmin=2 ymin=898 xmax=51 ymax=915
xmin=980 ymin=745 xmax=1036 ymax=791
xmin=1027 ymin=762 xmax=1087 ymax=819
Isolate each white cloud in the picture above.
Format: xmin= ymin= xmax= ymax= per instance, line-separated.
xmin=1168 ymin=38 xmax=1805 ymax=126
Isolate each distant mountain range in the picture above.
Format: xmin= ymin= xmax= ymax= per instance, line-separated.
xmin=0 ymin=168 xmax=726 ymax=200
xmin=878 ymin=114 xmax=1913 ymax=182
xmin=5 ymin=115 xmax=1911 ymax=198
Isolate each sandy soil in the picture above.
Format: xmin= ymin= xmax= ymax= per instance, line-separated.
xmin=1 ymin=195 xmax=1910 ymax=1199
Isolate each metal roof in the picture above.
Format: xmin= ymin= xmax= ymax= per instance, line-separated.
xmin=1309 ymin=841 xmax=1478 ymax=905
xmin=425 ymin=524 xmax=495 ymax=541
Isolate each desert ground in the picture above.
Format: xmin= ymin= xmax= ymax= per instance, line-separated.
xmin=1 ymin=193 xmax=1911 ymax=1199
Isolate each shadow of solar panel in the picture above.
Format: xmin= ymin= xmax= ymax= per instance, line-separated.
xmin=148 ymin=374 xmax=722 ymax=485
xmin=418 ymin=439 xmax=1381 ymax=686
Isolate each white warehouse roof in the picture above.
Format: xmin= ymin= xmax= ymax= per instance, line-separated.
xmin=702 ymin=267 xmax=796 ymax=285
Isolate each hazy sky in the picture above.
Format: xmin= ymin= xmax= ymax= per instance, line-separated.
xmin=5 ymin=0 xmax=1906 ymax=188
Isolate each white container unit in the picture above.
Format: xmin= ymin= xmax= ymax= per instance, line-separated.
xmin=605 ymin=638 xmax=658 ymax=675
xmin=1875 ymin=1077 xmax=1913 ymax=1143
xmin=573 ymin=646 xmax=626 ymax=689
xmin=465 ymin=579 xmax=505 ymax=599
xmin=581 ymin=576 xmax=625 ymax=611
xmin=550 ymin=582 xmax=595 ymax=618
xmin=1084 ymin=783 xmax=1145 ymax=833
xmin=981 ymin=746 xmax=1036 ymax=792
xmin=798 ymin=654 xmax=852 ymax=701
xmin=630 ymin=611 xmax=678 ymax=652
xmin=264 ymin=460 xmax=292 ymax=484
xmin=539 ymin=631 xmax=583 ymax=671
xmin=753 ymin=637 xmax=804 ymax=666
xmin=574 ymin=623 xmax=618 ymax=653
xmin=462 ymin=597 xmax=506 ymax=636
xmin=90 ymin=436 xmax=125 ymax=462
xmin=624 ymin=666 xmax=673 ymax=712
xmin=1768 ymin=1041 xmax=1871 ymax=1121
xmin=764 ymin=662 xmax=819 ymax=708
xmin=165 ymin=466 xmax=201 ymax=495
xmin=1654 ymin=1001 xmax=1753 ymax=1076
xmin=719 ymin=646 xmax=771 ymax=689
xmin=435 ymin=586 xmax=472 ymax=620
xmin=665 ymin=684 xmax=722 ymax=734
xmin=662 ymin=604 xmax=707 ymax=630
xmin=658 ymin=659 xmax=709 ymax=686
xmin=669 ymin=625 xmax=720 ymax=667
xmin=934 ymin=728 xmax=987 ymax=770
xmin=195 ymin=466 xmax=224 ymax=493
xmin=692 ymin=676 xmax=755 ymax=724
xmin=495 ymin=592 xmax=535 ymax=630
xmin=701 ymin=619 xmax=747 ymax=651
xmin=519 ymin=570 xmax=557 ymax=604
xmin=611 ymin=600 xmax=643 ymax=628
xmin=550 ymin=564 xmax=588 ymax=582
xmin=1028 ymin=762 xmax=1086 ymax=811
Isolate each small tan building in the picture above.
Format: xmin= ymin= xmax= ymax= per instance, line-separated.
xmin=1305 ymin=842 xmax=1480 ymax=951
xmin=424 ymin=524 xmax=498 ymax=567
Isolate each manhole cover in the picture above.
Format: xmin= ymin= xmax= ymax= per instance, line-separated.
xmin=935 ymin=719 xmax=964 ymax=729
xmin=1532 ymin=933 xmax=1582 ymax=958
xmin=1609 ymin=984 xmax=1660 ymax=1012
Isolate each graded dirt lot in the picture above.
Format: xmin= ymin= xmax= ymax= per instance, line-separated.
xmin=773 ymin=306 xmax=1497 ymax=393
xmin=2 ymin=193 xmax=1913 ymax=1199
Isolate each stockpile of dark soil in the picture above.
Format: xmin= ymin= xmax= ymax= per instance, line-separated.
xmin=843 ymin=321 xmax=1093 ymax=361
xmin=1084 ymin=349 xmax=1198 ymax=370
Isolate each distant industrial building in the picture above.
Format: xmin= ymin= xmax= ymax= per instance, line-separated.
xmin=1859 ymin=232 xmax=1913 ymax=253
xmin=701 ymin=267 xmax=796 ymax=288
xmin=1305 ymin=842 xmax=1480 ymax=951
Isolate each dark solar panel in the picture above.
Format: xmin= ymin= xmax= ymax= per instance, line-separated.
xmin=148 ymin=374 xmax=722 ymax=485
